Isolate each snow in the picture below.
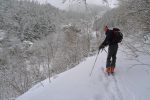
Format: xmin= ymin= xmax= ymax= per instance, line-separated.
xmin=32 ymin=0 xmax=118 ymax=10
xmin=91 ymin=31 xmax=97 ymax=38
xmin=16 ymin=45 xmax=150 ymax=100
xmin=0 ymin=30 xmax=6 ymax=41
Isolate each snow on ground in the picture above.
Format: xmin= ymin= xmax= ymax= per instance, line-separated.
xmin=16 ymin=45 xmax=150 ymax=100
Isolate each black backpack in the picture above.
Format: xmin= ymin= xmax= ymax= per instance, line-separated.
xmin=112 ymin=28 xmax=123 ymax=43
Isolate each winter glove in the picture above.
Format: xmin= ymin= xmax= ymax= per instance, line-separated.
xmin=99 ymin=45 xmax=105 ymax=51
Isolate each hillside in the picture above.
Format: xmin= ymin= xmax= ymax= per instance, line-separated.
xmin=0 ymin=1 xmax=109 ymax=99
xmin=16 ymin=45 xmax=150 ymax=100
xmin=1 ymin=0 xmax=150 ymax=100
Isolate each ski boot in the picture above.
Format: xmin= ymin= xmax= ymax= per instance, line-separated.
xmin=110 ymin=67 xmax=115 ymax=75
xmin=106 ymin=67 xmax=111 ymax=75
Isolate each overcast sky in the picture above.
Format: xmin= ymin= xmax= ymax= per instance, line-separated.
xmin=35 ymin=0 xmax=118 ymax=9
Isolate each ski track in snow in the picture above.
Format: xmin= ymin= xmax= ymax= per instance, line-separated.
xmin=90 ymin=65 xmax=137 ymax=100
xmin=100 ymin=68 xmax=123 ymax=100
xmin=90 ymin=67 xmax=136 ymax=100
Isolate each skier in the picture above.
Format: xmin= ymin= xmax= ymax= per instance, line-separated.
xmin=99 ymin=26 xmax=122 ymax=74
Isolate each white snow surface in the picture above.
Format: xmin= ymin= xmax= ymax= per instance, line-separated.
xmin=17 ymin=46 xmax=150 ymax=100
xmin=34 ymin=0 xmax=118 ymax=10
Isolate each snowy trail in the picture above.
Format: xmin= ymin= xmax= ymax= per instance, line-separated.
xmin=91 ymin=67 xmax=127 ymax=100
xmin=101 ymin=73 xmax=123 ymax=100
xmin=16 ymin=46 xmax=150 ymax=100
xmin=90 ymin=65 xmax=136 ymax=100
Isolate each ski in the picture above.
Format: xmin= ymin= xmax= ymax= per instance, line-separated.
xmin=111 ymin=72 xmax=115 ymax=76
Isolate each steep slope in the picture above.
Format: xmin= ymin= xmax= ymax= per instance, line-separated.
xmin=16 ymin=45 xmax=150 ymax=100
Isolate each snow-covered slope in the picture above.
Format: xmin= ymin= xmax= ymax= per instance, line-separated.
xmin=16 ymin=45 xmax=150 ymax=100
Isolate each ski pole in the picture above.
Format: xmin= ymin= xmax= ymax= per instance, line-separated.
xmin=103 ymin=48 xmax=107 ymax=53
xmin=90 ymin=50 xmax=100 ymax=76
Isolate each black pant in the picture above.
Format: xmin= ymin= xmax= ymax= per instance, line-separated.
xmin=106 ymin=44 xmax=118 ymax=68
